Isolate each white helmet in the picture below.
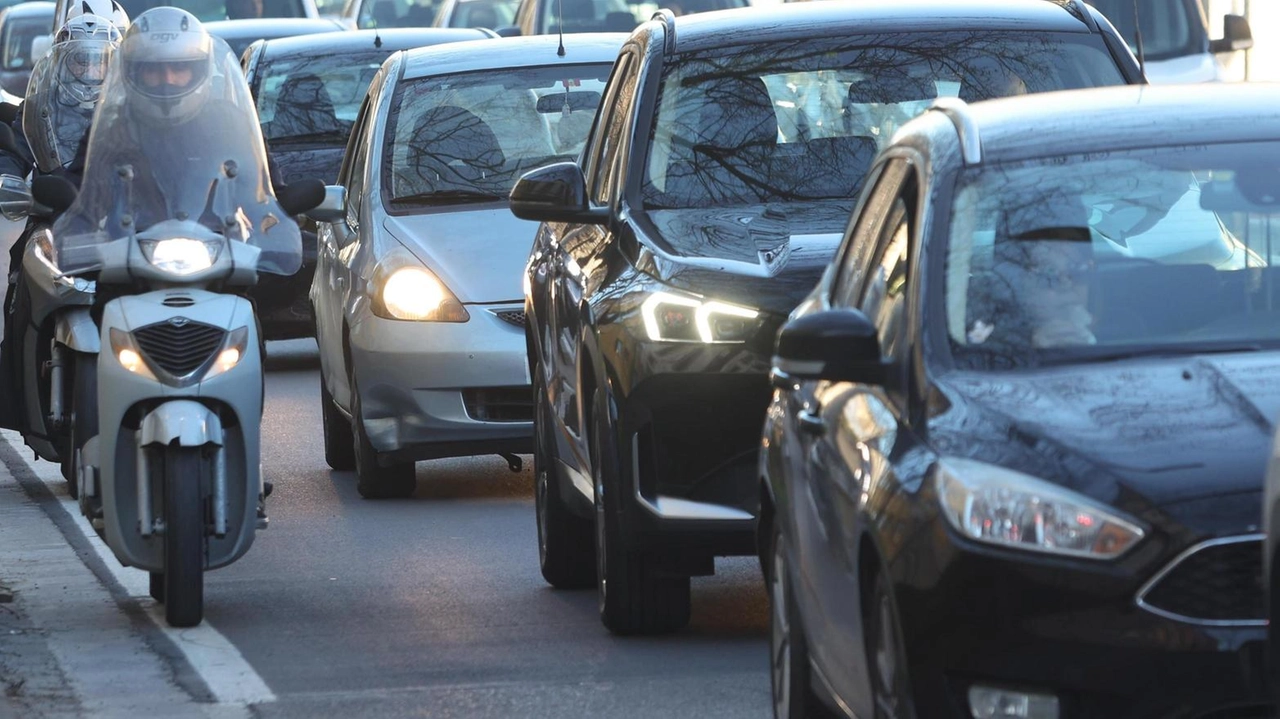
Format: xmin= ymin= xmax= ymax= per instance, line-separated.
xmin=63 ymin=0 xmax=129 ymax=32
xmin=121 ymin=7 xmax=214 ymax=126
xmin=54 ymin=13 xmax=122 ymax=45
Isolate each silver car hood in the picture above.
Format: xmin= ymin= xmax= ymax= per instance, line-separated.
xmin=382 ymin=208 xmax=538 ymax=304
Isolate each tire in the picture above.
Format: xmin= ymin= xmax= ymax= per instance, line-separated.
xmin=61 ymin=354 xmax=97 ymax=500
xmin=533 ymin=365 xmax=594 ymax=589
xmin=161 ymin=446 xmax=206 ymax=628
xmin=866 ymin=571 xmax=915 ymax=719
xmin=351 ymin=377 xmax=415 ymax=500
xmin=591 ymin=389 xmax=690 ymax=635
xmin=769 ymin=520 xmax=832 ymax=719
xmin=149 ymin=572 xmax=164 ymax=604
xmin=320 ymin=374 xmax=355 ymax=471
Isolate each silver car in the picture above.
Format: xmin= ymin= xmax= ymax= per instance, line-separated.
xmin=310 ymin=34 xmax=621 ymax=498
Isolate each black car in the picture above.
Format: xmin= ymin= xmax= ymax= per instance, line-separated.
xmin=499 ymin=0 xmax=745 ymax=36
xmin=0 ymin=2 xmax=54 ymax=97
xmin=239 ymin=27 xmax=488 ymax=338
xmin=514 ymin=0 xmax=1142 ymax=635
xmin=207 ymin=17 xmax=347 ymax=58
xmin=763 ymin=83 xmax=1280 ymax=718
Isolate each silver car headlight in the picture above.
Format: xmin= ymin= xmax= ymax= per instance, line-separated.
xmin=936 ymin=457 xmax=1145 ymax=560
xmin=140 ymin=238 xmax=219 ymax=276
xmin=373 ymin=266 xmax=469 ymax=322
xmin=640 ymin=290 xmax=760 ymax=343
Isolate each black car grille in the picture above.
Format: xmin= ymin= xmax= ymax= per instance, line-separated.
xmin=493 ymin=310 xmax=527 ymax=328
xmin=1138 ymin=536 xmax=1264 ymax=624
xmin=134 ymin=320 xmax=226 ymax=377
xmin=463 ymin=387 xmax=533 ymax=422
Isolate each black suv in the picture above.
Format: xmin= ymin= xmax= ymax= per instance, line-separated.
xmin=514 ymin=0 xmax=1143 ymax=635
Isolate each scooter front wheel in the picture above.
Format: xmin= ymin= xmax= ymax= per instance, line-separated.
xmin=162 ymin=446 xmax=206 ymax=628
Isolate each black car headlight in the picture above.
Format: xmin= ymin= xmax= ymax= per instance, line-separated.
xmin=640 ymin=290 xmax=761 ymax=343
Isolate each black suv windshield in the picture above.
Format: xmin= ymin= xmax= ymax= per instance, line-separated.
xmin=254 ymin=52 xmax=389 ymax=144
xmin=943 ymin=141 xmax=1280 ymax=370
xmin=1084 ymin=0 xmax=1205 ymax=62
xmin=642 ymin=32 xmax=1126 ymax=212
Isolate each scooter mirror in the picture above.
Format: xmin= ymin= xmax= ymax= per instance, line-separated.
xmin=278 ymin=178 xmax=325 ymax=216
xmin=31 ymin=175 xmax=78 ymax=215
xmin=0 ymin=174 xmax=31 ymax=221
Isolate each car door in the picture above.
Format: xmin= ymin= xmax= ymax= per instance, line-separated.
xmin=547 ymin=48 xmax=638 ymax=479
xmin=800 ymin=159 xmax=919 ymax=707
xmin=314 ymin=89 xmax=375 ymax=411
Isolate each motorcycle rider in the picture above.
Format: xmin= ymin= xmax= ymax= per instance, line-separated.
xmin=0 ymin=14 xmax=122 ymax=434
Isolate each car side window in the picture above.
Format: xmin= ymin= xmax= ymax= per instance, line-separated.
xmin=339 ymin=95 xmax=374 ymax=234
xmin=858 ymin=173 xmax=918 ymax=365
xmin=584 ymin=52 xmax=635 ymax=207
xmin=591 ymin=52 xmax=639 ymax=207
xmin=831 ymin=160 xmax=907 ymax=307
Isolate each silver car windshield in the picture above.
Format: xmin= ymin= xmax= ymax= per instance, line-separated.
xmin=52 ymin=35 xmax=302 ymax=277
xmin=944 ymin=141 xmax=1280 ymax=369
xmin=642 ymin=32 xmax=1127 ymax=212
xmin=381 ymin=62 xmax=610 ymax=210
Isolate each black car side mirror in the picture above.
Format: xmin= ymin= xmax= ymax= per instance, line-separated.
xmin=0 ymin=102 xmax=19 ymax=125
xmin=509 ymin=162 xmax=607 ymax=225
xmin=1211 ymin=14 xmax=1253 ymax=53
xmin=771 ymin=309 xmax=884 ymax=387
xmin=0 ymin=122 xmax=19 ymax=157
xmin=278 ymin=178 xmax=326 ymax=216
xmin=494 ymin=25 xmax=521 ymax=37
xmin=31 ymin=175 xmax=78 ymax=215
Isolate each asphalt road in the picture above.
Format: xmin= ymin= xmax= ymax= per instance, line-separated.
xmin=194 ymin=339 xmax=772 ymax=718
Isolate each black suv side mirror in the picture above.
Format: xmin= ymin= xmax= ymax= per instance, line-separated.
xmin=771 ymin=309 xmax=884 ymax=387
xmin=509 ymin=162 xmax=607 ymax=224
xmin=1211 ymin=14 xmax=1253 ymax=54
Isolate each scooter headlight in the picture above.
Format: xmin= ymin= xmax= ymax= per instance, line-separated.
xmin=108 ymin=328 xmax=156 ymax=380
xmin=205 ymin=327 xmax=250 ymax=380
xmin=139 ymin=238 xmax=220 ymax=276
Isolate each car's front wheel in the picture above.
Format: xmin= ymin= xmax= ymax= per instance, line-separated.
xmin=320 ymin=373 xmax=355 ymax=471
xmin=592 ymin=388 xmax=690 ymax=635
xmin=866 ymin=571 xmax=915 ymax=719
xmin=351 ymin=376 xmax=416 ymax=500
xmin=769 ymin=519 xmax=832 ymax=719
xmin=534 ymin=365 xmax=594 ymax=588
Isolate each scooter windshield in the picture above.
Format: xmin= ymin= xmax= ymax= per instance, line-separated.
xmin=51 ymin=36 xmax=302 ymax=278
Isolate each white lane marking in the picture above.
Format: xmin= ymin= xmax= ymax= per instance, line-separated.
xmin=1 ymin=430 xmax=277 ymax=707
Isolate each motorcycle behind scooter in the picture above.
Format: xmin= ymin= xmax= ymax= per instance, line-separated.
xmin=31 ymin=29 xmax=326 ymax=627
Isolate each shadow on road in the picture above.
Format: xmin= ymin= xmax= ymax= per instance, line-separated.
xmin=264 ymin=338 xmax=321 ymax=372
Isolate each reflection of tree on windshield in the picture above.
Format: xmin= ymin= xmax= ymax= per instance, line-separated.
xmin=642 ymin=31 xmax=1125 ymax=210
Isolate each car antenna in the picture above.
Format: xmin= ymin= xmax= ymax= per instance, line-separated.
xmin=374 ymin=22 xmax=383 ymax=48
xmin=1132 ymin=0 xmax=1145 ymax=79
xmin=556 ymin=0 xmax=565 ymax=56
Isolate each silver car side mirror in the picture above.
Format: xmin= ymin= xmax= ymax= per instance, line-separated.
xmin=306 ymin=185 xmax=345 ymax=224
xmin=0 ymin=174 xmax=33 ymax=221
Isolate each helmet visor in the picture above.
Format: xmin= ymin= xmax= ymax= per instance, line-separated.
xmin=129 ymin=58 xmax=207 ymax=99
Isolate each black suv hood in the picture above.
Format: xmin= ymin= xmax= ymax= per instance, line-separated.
xmin=929 ymin=354 xmax=1280 ymax=533
xmin=634 ymin=202 xmax=853 ymax=316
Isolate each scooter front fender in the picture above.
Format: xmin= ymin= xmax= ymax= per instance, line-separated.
xmin=138 ymin=400 xmax=224 ymax=448
xmin=53 ymin=308 xmax=101 ymax=354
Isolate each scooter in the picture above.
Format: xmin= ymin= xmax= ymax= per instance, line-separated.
xmin=33 ymin=171 xmax=323 ymax=628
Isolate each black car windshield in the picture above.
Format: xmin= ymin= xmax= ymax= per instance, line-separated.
xmin=944 ymin=141 xmax=1280 ymax=370
xmin=541 ymin=0 xmax=745 ymax=34
xmin=1084 ymin=0 xmax=1204 ymax=62
xmin=382 ymin=63 xmax=610 ymax=209
xmin=642 ymin=32 xmax=1126 ymax=212
xmin=254 ymin=51 xmax=388 ymax=144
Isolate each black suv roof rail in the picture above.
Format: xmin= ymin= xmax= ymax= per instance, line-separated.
xmin=928 ymin=97 xmax=982 ymax=165
xmin=651 ymin=9 xmax=676 ymax=53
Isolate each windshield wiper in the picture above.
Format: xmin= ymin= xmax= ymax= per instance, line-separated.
xmin=268 ymin=131 xmax=351 ymax=145
xmin=390 ymin=190 xmax=504 ymax=206
xmin=1041 ymin=342 xmax=1267 ymax=366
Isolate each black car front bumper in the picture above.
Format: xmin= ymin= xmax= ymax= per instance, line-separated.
xmin=891 ymin=504 xmax=1272 ymax=718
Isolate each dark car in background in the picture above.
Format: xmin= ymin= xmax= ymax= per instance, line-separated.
xmin=208 ymin=17 xmax=345 ymax=57
xmin=240 ymin=27 xmax=488 ymax=338
xmin=54 ymin=0 xmax=320 ymax=27
xmin=501 ymin=0 xmax=743 ymax=36
xmin=514 ymin=0 xmax=1142 ymax=636
xmin=763 ymin=83 xmax=1280 ymax=718
xmin=0 ymin=2 xmax=53 ymax=97
xmin=340 ymin=0 xmax=440 ymax=29
xmin=432 ymin=0 xmax=515 ymax=28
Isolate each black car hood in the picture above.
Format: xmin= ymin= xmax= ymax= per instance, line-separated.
xmin=634 ymin=202 xmax=852 ymax=316
xmin=931 ymin=353 xmax=1280 ymax=521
